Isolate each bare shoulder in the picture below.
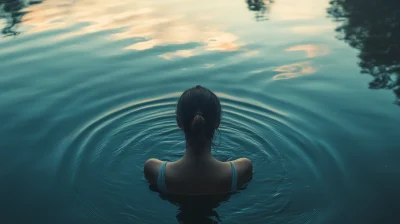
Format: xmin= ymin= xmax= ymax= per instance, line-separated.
xmin=232 ymin=158 xmax=253 ymax=187
xmin=144 ymin=158 xmax=163 ymax=186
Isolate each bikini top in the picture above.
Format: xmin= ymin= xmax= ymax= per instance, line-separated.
xmin=157 ymin=161 xmax=238 ymax=193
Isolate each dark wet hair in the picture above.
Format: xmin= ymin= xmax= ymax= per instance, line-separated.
xmin=176 ymin=85 xmax=221 ymax=149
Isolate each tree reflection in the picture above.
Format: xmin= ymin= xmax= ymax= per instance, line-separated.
xmin=328 ymin=0 xmax=400 ymax=105
xmin=245 ymin=0 xmax=274 ymax=21
xmin=0 ymin=0 xmax=42 ymax=36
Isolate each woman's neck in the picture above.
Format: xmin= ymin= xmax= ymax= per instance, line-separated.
xmin=183 ymin=144 xmax=213 ymax=163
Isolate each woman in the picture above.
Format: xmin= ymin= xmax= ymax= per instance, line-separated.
xmin=144 ymin=85 xmax=253 ymax=195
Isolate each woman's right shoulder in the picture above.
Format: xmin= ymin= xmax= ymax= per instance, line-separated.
xmin=144 ymin=158 xmax=164 ymax=186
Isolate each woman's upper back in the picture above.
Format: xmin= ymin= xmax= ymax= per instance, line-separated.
xmin=144 ymin=86 xmax=253 ymax=195
xmin=144 ymin=158 xmax=253 ymax=195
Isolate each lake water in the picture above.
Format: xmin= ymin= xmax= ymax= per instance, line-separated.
xmin=1 ymin=0 xmax=399 ymax=223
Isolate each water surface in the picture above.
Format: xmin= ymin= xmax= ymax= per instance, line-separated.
xmin=0 ymin=0 xmax=399 ymax=223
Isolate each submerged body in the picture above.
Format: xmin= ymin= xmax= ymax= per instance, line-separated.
xmin=144 ymin=86 xmax=253 ymax=195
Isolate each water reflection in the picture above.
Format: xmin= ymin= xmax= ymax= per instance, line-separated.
xmin=245 ymin=0 xmax=274 ymax=21
xmin=328 ymin=0 xmax=400 ymax=105
xmin=152 ymin=185 xmax=231 ymax=224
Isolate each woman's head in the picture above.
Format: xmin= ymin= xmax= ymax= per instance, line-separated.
xmin=176 ymin=85 xmax=221 ymax=149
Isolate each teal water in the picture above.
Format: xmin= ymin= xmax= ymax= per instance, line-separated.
xmin=0 ymin=0 xmax=399 ymax=223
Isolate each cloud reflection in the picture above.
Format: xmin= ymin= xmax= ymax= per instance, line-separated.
xmin=285 ymin=44 xmax=329 ymax=58
xmin=273 ymin=61 xmax=316 ymax=80
xmin=244 ymin=50 xmax=260 ymax=57
xmin=270 ymin=0 xmax=327 ymax=21
xmin=160 ymin=49 xmax=196 ymax=60
xmin=20 ymin=0 xmax=243 ymax=55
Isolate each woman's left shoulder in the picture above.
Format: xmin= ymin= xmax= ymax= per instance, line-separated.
xmin=233 ymin=158 xmax=253 ymax=172
xmin=144 ymin=158 xmax=164 ymax=186
xmin=232 ymin=158 xmax=253 ymax=186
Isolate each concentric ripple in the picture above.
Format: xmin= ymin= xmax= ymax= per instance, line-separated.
xmin=55 ymin=90 xmax=337 ymax=223
xmin=59 ymin=93 xmax=183 ymax=223
xmin=1 ymin=0 xmax=399 ymax=223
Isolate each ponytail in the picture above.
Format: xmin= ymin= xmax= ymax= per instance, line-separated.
xmin=190 ymin=113 xmax=207 ymax=147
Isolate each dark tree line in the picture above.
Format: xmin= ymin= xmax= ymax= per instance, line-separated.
xmin=0 ymin=0 xmax=42 ymax=36
xmin=246 ymin=0 xmax=274 ymax=21
xmin=328 ymin=0 xmax=400 ymax=105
